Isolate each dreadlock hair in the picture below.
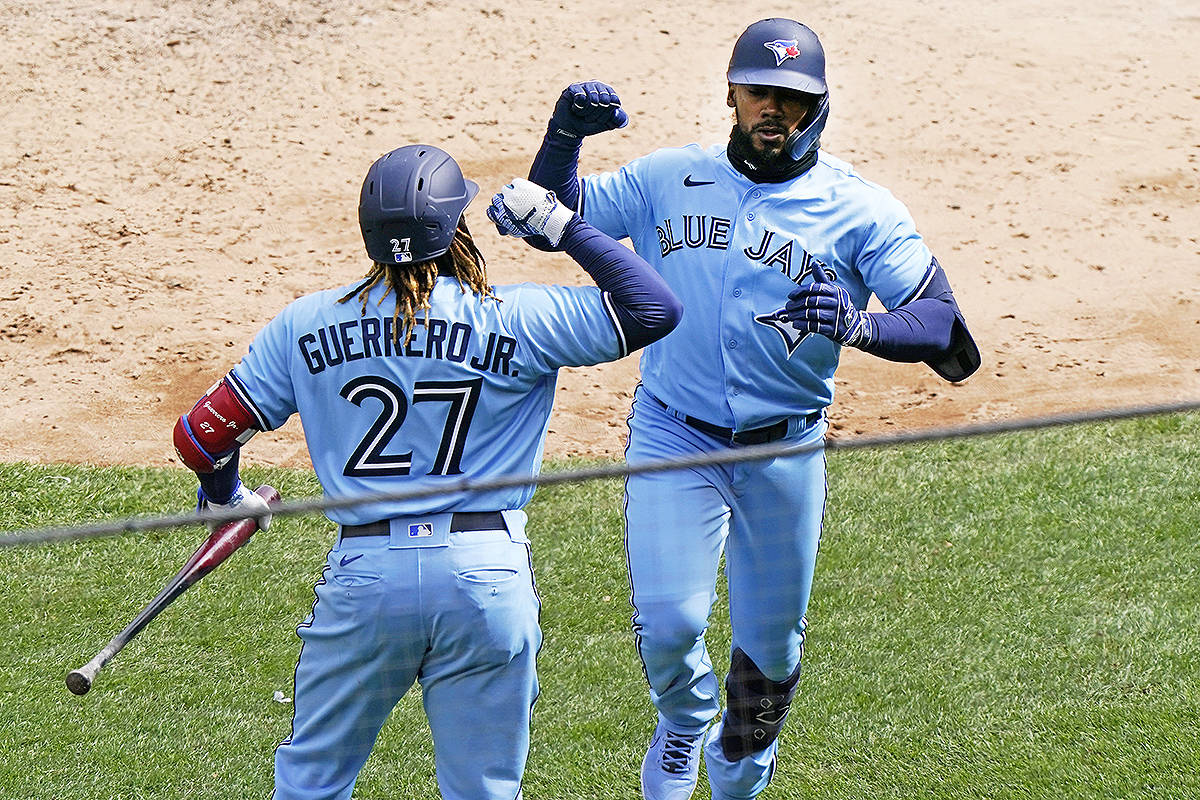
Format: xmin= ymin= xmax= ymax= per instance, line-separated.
xmin=339 ymin=217 xmax=496 ymax=345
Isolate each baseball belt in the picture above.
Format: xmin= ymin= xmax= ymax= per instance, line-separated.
xmin=341 ymin=511 xmax=507 ymax=539
xmin=652 ymin=396 xmax=820 ymax=445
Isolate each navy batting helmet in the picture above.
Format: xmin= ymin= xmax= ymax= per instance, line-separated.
xmin=358 ymin=144 xmax=479 ymax=264
xmin=727 ymin=18 xmax=830 ymax=162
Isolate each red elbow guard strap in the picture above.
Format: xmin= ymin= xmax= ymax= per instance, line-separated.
xmin=173 ymin=377 xmax=259 ymax=473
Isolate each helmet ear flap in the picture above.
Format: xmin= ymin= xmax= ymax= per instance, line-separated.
xmin=783 ymin=92 xmax=829 ymax=161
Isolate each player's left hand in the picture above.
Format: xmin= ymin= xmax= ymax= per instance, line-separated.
xmin=197 ymin=481 xmax=273 ymax=532
xmin=487 ymin=178 xmax=576 ymax=247
xmin=778 ymin=280 xmax=874 ymax=349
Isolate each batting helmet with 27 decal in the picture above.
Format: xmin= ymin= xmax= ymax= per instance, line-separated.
xmin=358 ymin=144 xmax=479 ymax=265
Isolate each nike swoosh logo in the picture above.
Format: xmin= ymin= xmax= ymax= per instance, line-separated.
xmin=683 ymin=174 xmax=715 ymax=187
xmin=339 ymin=553 xmax=364 ymax=566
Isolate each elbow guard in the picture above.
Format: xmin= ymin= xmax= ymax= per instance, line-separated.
xmin=173 ymin=377 xmax=259 ymax=473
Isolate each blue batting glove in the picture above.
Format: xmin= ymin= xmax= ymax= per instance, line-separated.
xmin=779 ymin=275 xmax=874 ymax=349
xmin=550 ymin=81 xmax=630 ymax=139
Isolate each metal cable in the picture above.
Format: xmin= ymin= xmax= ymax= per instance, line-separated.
xmin=2 ymin=399 xmax=1196 ymax=548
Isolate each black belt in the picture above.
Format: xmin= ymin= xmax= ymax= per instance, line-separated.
xmin=653 ymin=396 xmax=820 ymax=445
xmin=340 ymin=511 xmax=507 ymax=539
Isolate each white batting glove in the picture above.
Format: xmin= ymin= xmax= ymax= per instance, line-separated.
xmin=199 ymin=482 xmax=272 ymax=532
xmin=487 ymin=177 xmax=576 ymax=247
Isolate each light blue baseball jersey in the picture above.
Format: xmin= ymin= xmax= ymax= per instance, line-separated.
xmin=582 ymin=144 xmax=933 ymax=429
xmin=227 ymin=277 xmax=622 ymax=524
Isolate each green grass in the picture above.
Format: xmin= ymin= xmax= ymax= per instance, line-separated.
xmin=1 ymin=414 xmax=1197 ymax=799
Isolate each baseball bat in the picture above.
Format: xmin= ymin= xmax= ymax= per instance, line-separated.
xmin=65 ymin=484 xmax=281 ymax=696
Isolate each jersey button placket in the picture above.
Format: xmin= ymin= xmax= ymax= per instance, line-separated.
xmin=724 ymin=186 xmax=765 ymax=429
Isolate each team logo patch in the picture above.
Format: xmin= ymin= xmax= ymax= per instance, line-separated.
xmin=408 ymin=522 xmax=433 ymax=538
xmin=754 ymin=312 xmax=809 ymax=357
xmin=764 ymin=39 xmax=801 ymax=66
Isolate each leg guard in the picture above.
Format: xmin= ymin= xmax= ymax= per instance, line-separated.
xmin=720 ymin=648 xmax=802 ymax=762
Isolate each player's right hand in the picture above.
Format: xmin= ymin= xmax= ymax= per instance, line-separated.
xmin=197 ymin=481 xmax=273 ymax=532
xmin=487 ymin=178 xmax=577 ymax=247
xmin=550 ymin=81 xmax=630 ymax=139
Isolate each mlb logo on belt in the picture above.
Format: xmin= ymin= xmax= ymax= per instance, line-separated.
xmin=409 ymin=523 xmax=433 ymax=538
xmin=764 ymin=39 xmax=801 ymax=65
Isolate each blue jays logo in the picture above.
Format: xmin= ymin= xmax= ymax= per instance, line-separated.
xmin=764 ymin=39 xmax=801 ymax=66
xmin=754 ymin=311 xmax=809 ymax=357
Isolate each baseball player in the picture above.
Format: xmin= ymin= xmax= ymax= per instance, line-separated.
xmin=521 ymin=18 xmax=980 ymax=800
xmin=170 ymin=144 xmax=681 ymax=800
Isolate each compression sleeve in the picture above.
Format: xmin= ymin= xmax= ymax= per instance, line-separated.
xmin=860 ymin=261 xmax=981 ymax=381
xmin=860 ymin=298 xmax=956 ymax=361
xmin=197 ymin=451 xmax=241 ymax=504
xmin=558 ymin=216 xmax=682 ymax=351
xmin=529 ymin=128 xmax=583 ymax=212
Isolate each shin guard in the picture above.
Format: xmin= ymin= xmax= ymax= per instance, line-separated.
xmin=720 ymin=648 xmax=802 ymax=762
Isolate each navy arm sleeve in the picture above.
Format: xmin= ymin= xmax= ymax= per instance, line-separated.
xmin=197 ymin=450 xmax=241 ymax=504
xmin=558 ymin=216 xmax=681 ymax=352
xmin=860 ymin=260 xmax=981 ymax=382
xmin=529 ymin=128 xmax=583 ymax=212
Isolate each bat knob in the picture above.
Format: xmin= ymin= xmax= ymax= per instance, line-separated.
xmin=66 ymin=669 xmax=93 ymax=696
xmin=255 ymin=485 xmax=282 ymax=506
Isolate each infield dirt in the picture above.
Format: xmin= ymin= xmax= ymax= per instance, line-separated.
xmin=2 ymin=0 xmax=1197 ymax=468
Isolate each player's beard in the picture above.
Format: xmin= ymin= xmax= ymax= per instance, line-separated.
xmin=730 ymin=121 xmax=790 ymax=171
xmin=727 ymin=123 xmax=814 ymax=184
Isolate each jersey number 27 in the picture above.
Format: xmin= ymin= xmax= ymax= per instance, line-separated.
xmin=339 ymin=376 xmax=482 ymax=477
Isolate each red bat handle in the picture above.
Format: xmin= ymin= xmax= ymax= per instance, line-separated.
xmin=183 ymin=485 xmax=281 ymax=587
